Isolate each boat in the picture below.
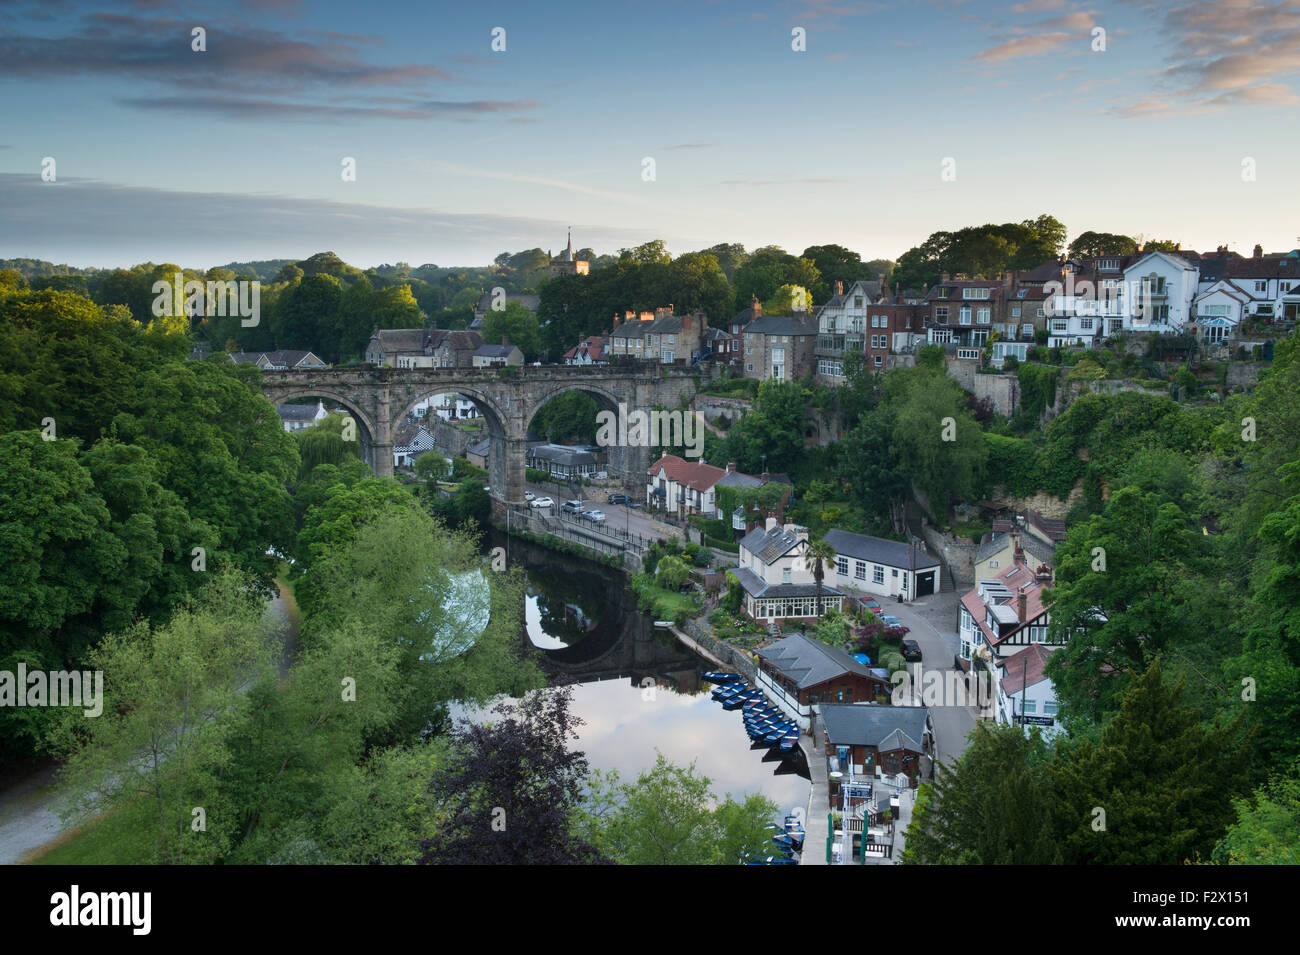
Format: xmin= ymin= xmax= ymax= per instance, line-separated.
xmin=702 ymin=671 xmax=741 ymax=685
xmin=711 ymin=682 xmax=749 ymax=701
xmin=763 ymin=724 xmax=794 ymax=744
xmin=779 ymin=734 xmax=799 ymax=754
xmin=772 ymin=834 xmax=800 ymax=851
xmin=652 ymin=620 xmax=674 ymax=630
xmin=723 ymin=690 xmax=763 ymax=710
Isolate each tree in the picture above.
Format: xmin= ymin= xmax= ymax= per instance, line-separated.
xmin=1212 ymin=768 xmax=1300 ymax=864
xmin=480 ymin=299 xmax=541 ymax=361
xmin=656 ymin=555 xmax=691 ymax=590
xmin=51 ymin=570 xmax=280 ymax=864
xmin=1067 ymin=231 xmax=1139 ymax=258
xmin=889 ymin=371 xmax=988 ymax=519
xmin=903 ymin=723 xmax=1061 ymax=865
xmin=578 ymin=754 xmax=778 ymax=864
xmin=1044 ymin=486 xmax=1213 ymax=722
xmin=802 ymin=244 xmax=871 ymax=302
xmin=804 ymin=537 xmax=836 ymax=617
xmin=418 ymin=687 xmax=608 ymax=864
xmin=1049 ymin=661 xmax=1248 ymax=865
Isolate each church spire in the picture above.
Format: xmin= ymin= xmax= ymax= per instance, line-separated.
xmin=566 ymin=228 xmax=573 ymax=261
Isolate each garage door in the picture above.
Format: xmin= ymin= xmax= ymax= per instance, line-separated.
xmin=916 ymin=571 xmax=935 ymax=597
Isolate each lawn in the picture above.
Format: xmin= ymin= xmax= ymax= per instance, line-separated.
xmin=28 ymin=811 xmax=151 ymax=865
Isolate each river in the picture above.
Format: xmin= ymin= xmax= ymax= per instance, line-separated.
xmin=476 ymin=532 xmax=810 ymax=817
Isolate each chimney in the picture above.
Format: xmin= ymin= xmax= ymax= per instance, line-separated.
xmin=835 ymin=280 xmax=844 ymax=296
xmin=1035 ymin=564 xmax=1053 ymax=584
xmin=726 ymin=462 xmax=736 ymax=473
xmin=1253 ymin=244 xmax=1263 ymax=259
xmin=765 ymin=515 xmax=778 ymax=532
xmin=1012 ymin=531 xmax=1025 ymax=564
xmin=501 ymin=334 xmax=509 ymax=346
xmin=683 ymin=314 xmax=691 ymax=331
xmin=752 ymin=295 xmax=762 ymax=318
xmin=1003 ymin=270 xmax=1014 ymax=289
xmin=1016 ymin=588 xmax=1027 ymax=623
xmin=880 ymin=273 xmax=890 ymax=296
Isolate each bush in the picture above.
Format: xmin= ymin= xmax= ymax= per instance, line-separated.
xmin=525 ymin=466 xmax=550 ymax=484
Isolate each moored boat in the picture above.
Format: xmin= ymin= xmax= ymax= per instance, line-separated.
xmin=702 ymin=671 xmax=741 ymax=685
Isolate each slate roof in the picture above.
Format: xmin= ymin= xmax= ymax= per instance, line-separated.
xmin=740 ymin=524 xmax=803 ymax=564
xmin=527 ymin=444 xmax=597 ymax=467
xmin=467 ymin=438 xmax=491 ymax=458
xmin=823 ymin=529 xmax=940 ymax=571
xmin=474 ymin=344 xmax=520 ymax=359
xmin=818 ymin=703 xmax=931 ymax=751
xmin=757 ymin=632 xmax=873 ymax=690
xmin=428 ymin=329 xmax=483 ymax=352
xmin=744 ymin=314 xmax=816 ymax=336
xmin=231 ymin=349 xmax=326 ymax=367
xmin=714 ymin=469 xmax=763 ymax=490
xmin=276 ymin=402 xmax=322 ymax=421
xmin=732 ymin=567 xmax=843 ymax=601
xmin=369 ymin=329 xmax=426 ymax=354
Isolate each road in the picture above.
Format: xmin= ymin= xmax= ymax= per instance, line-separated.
xmin=876 ymin=589 xmax=980 ymax=770
xmin=522 ymin=478 xmax=683 ymax=544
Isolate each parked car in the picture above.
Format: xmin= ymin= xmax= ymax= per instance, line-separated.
xmin=530 ymin=496 xmax=554 ymax=509
xmin=524 ymin=491 xmax=535 ymax=501
xmin=562 ymin=499 xmax=584 ymax=513
xmin=582 ymin=509 xmax=607 ymax=524
xmin=865 ymin=600 xmax=883 ymax=614
xmin=607 ymin=493 xmax=631 ymax=505
xmin=882 ymin=614 xmax=903 ymax=628
xmin=902 ymin=639 xmax=922 ymax=662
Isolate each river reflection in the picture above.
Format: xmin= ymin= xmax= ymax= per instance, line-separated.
xmin=462 ymin=533 xmax=810 ymax=816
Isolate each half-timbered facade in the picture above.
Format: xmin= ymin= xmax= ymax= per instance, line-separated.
xmin=958 ymin=549 xmax=1056 ymax=671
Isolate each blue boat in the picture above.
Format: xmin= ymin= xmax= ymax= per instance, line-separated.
xmin=711 ymin=682 xmax=749 ymax=701
xmin=745 ymin=713 xmax=782 ymax=728
xmin=772 ymin=834 xmax=801 ymax=851
xmin=763 ymin=724 xmax=793 ymax=744
xmin=778 ymin=735 xmax=799 ymax=754
xmin=722 ymin=690 xmax=763 ymax=710
xmin=743 ymin=708 xmax=778 ymax=723
xmin=702 ymin=671 xmax=741 ymax=685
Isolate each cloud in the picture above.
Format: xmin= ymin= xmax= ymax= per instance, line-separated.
xmin=974 ymin=31 xmax=1073 ymax=61
xmin=120 ymin=94 xmax=541 ymax=122
xmin=0 ymin=173 xmax=654 ymax=268
xmin=662 ymin=143 xmax=716 ymax=151
xmin=1011 ymin=0 xmax=1066 ymax=11
xmin=720 ymin=177 xmax=842 ymax=186
xmin=1110 ymin=0 xmax=1300 ymax=115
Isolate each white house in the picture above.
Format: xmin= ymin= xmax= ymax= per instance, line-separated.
xmin=732 ymin=518 xmax=844 ymax=622
xmin=822 ymin=529 xmax=942 ymax=600
xmin=1121 ymin=251 xmax=1199 ymax=333
xmin=646 ymin=455 xmax=725 ymax=518
xmin=996 ymin=643 xmax=1062 ymax=740
xmin=1191 ymin=281 xmax=1252 ymax=344
xmin=276 ymin=400 xmax=329 ymax=432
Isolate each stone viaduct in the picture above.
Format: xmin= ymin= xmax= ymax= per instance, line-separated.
xmin=257 ymin=363 xmax=716 ymax=509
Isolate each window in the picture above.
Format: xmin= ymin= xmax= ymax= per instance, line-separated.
xmin=746 ymin=363 xmax=753 ymax=372
xmin=783 ymin=568 xmax=791 ymax=584
xmin=854 ymin=560 xmax=867 ymax=580
xmin=1080 ymin=317 xmax=1094 ymax=331
xmin=963 ymin=287 xmax=990 ymax=300
xmin=1036 ymin=307 xmax=1045 ymax=318
xmin=872 ymin=565 xmax=885 ymax=584
xmin=892 ymin=568 xmax=899 ymax=578
xmin=1044 ymin=700 xmax=1059 ymax=716
xmin=988 ymin=559 xmax=999 ymax=568
xmin=1052 ymin=319 xmax=1067 ymax=332
xmin=1011 ymin=306 xmax=1021 ymax=318
xmin=934 ymin=306 xmax=949 ymax=323
xmin=1023 ymin=699 xmax=1037 ymax=714
xmin=977 ymin=308 xmax=991 ymax=324
xmin=957 ymin=347 xmax=981 ymax=359
xmin=959 ymin=307 xmax=972 ymax=325
xmin=1255 ymin=280 xmax=1267 ymax=292
xmin=1022 ymin=323 xmax=1034 ymax=337
xmin=836 ymin=556 xmax=849 ymax=576
xmin=854 ymin=296 xmax=863 ymax=307
xmin=871 ymin=314 xmax=879 ymax=327
xmin=874 ymin=355 xmax=883 ymax=366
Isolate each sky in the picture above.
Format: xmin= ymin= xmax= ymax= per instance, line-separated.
xmin=1 ymin=0 xmax=1298 ymax=269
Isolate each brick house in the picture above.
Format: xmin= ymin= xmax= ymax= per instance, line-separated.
xmin=754 ymin=632 xmax=889 ymax=729
xmin=819 ymin=703 xmax=934 ymax=789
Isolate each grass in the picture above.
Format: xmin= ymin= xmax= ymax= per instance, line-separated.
xmin=28 ymin=810 xmax=151 ymax=865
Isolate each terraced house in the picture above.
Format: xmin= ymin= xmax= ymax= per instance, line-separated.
xmin=607 ymin=306 xmax=709 ymax=364
xmin=958 ymin=546 xmax=1058 ymax=671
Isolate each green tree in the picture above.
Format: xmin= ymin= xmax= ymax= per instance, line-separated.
xmin=657 ymin=555 xmax=691 ymax=590
xmin=481 ymin=299 xmax=541 ymax=361
xmin=51 ymin=570 xmax=280 ymax=864
xmin=804 ymin=537 xmax=836 ymax=617
xmin=1212 ymin=768 xmax=1300 ymax=864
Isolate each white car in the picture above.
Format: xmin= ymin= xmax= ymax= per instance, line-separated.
xmin=530 ymin=496 xmax=554 ymax=509
xmin=524 ymin=491 xmax=535 ymax=501
xmin=582 ymin=509 xmax=607 ymax=524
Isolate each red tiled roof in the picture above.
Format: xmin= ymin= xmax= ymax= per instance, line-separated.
xmin=962 ymin=559 xmax=1051 ymax=649
xmin=647 ymin=454 xmax=726 ymax=492
xmin=999 ymin=643 xmax=1055 ymax=696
